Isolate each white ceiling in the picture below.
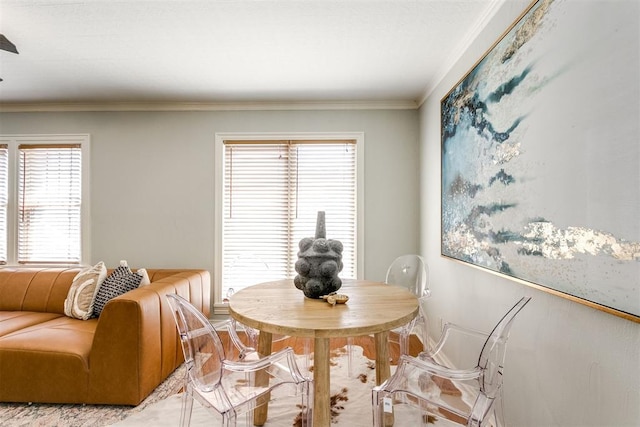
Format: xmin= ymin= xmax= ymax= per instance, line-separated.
xmin=0 ymin=0 xmax=502 ymax=109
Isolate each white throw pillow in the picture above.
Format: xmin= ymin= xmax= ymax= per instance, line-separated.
xmin=138 ymin=268 xmax=151 ymax=286
xmin=64 ymin=261 xmax=108 ymax=320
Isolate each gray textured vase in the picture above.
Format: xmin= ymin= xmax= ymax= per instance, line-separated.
xmin=294 ymin=211 xmax=344 ymax=299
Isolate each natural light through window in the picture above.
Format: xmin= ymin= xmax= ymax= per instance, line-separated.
xmin=0 ymin=135 xmax=89 ymax=266
xmin=215 ymin=134 xmax=363 ymax=309
xmin=18 ymin=145 xmax=82 ymax=263
xmin=0 ymin=145 xmax=8 ymax=264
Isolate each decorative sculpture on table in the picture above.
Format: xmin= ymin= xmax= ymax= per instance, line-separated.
xmin=294 ymin=211 xmax=344 ymax=299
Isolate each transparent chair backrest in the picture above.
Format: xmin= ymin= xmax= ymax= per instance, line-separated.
xmin=225 ymin=253 xmax=271 ymax=301
xmin=384 ymin=254 xmax=430 ymax=298
xmin=477 ymin=296 xmax=531 ymax=397
xmin=166 ymin=293 xmax=226 ymax=392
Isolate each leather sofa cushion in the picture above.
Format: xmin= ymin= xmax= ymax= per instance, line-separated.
xmin=0 ymin=316 xmax=96 ymax=361
xmin=0 ymin=312 xmax=63 ymax=338
xmin=0 ymin=316 xmax=97 ymax=403
xmin=0 ymin=269 xmax=80 ymax=313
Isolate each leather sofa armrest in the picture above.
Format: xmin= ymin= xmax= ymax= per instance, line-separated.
xmin=87 ymin=269 xmax=211 ymax=405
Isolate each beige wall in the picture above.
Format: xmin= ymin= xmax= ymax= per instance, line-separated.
xmin=0 ymin=109 xmax=420 ymax=301
xmin=419 ymin=1 xmax=640 ymax=426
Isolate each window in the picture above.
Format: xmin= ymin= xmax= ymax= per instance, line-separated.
xmin=0 ymin=135 xmax=90 ymax=265
xmin=0 ymin=145 xmax=8 ymax=263
xmin=214 ymin=133 xmax=364 ymax=311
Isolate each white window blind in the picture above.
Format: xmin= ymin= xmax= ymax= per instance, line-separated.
xmin=222 ymin=140 xmax=357 ymax=300
xmin=17 ymin=144 xmax=82 ymax=264
xmin=0 ymin=145 xmax=7 ymax=264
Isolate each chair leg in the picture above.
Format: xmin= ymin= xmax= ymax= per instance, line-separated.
xmin=399 ymin=331 xmax=409 ymax=357
xmin=302 ymin=337 xmax=311 ymax=374
xmin=302 ymin=380 xmax=312 ymax=426
xmin=180 ymin=387 xmax=194 ymax=427
xmin=346 ymin=337 xmax=354 ymax=378
xmin=492 ymin=391 xmax=506 ymax=427
xmin=372 ymin=389 xmax=397 ymax=427
xmin=222 ymin=411 xmax=237 ymax=427
xmin=372 ymin=388 xmax=383 ymax=427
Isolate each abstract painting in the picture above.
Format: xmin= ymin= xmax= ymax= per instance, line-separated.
xmin=441 ymin=0 xmax=639 ymax=321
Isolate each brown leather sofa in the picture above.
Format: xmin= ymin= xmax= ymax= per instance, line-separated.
xmin=0 ymin=267 xmax=210 ymax=405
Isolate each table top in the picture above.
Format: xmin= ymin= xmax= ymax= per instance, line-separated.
xmin=228 ymin=278 xmax=419 ymax=339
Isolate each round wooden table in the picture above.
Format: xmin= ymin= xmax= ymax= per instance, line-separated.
xmin=228 ymin=278 xmax=419 ymax=427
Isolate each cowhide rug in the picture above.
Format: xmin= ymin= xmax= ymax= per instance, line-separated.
xmin=112 ymin=346 xmax=462 ymax=427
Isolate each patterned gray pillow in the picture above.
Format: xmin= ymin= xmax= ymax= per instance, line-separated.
xmin=92 ymin=264 xmax=143 ymax=317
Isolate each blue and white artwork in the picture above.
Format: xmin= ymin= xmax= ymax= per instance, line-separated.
xmin=441 ymin=0 xmax=640 ymax=320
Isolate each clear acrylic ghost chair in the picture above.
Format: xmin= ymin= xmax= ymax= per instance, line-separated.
xmin=225 ymin=253 xmax=312 ymax=372
xmin=372 ymin=296 xmax=531 ymax=427
xmin=384 ymin=255 xmax=431 ymax=354
xmin=243 ymin=323 xmax=311 ymax=371
xmin=166 ymin=293 xmax=312 ymax=427
xmin=346 ymin=254 xmax=430 ymax=377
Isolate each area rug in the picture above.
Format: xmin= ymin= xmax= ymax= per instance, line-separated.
xmin=0 ymin=346 xmax=464 ymax=426
xmin=0 ymin=364 xmax=186 ymax=427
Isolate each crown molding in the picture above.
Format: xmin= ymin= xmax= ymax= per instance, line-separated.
xmin=417 ymin=0 xmax=506 ymax=107
xmin=0 ymin=99 xmax=419 ymax=113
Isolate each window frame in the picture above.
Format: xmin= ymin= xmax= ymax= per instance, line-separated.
xmin=214 ymin=132 xmax=365 ymax=314
xmin=0 ymin=134 xmax=91 ymax=267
